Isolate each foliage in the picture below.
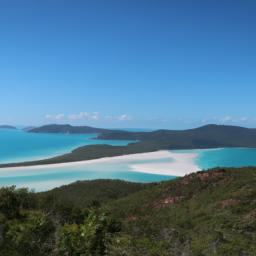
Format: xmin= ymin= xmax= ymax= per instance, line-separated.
xmin=4 ymin=211 xmax=55 ymax=256
xmin=0 ymin=181 xmax=124 ymax=256
xmin=58 ymin=210 xmax=121 ymax=256
xmin=0 ymin=186 xmax=36 ymax=219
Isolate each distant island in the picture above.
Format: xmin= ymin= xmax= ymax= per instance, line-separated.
xmin=0 ymin=125 xmax=16 ymax=129
xmin=28 ymin=124 xmax=120 ymax=134
xmin=2 ymin=124 xmax=256 ymax=168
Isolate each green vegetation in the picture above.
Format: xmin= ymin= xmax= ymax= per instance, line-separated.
xmin=2 ymin=124 xmax=256 ymax=168
xmin=0 ymin=168 xmax=256 ymax=255
xmin=106 ymin=167 xmax=256 ymax=255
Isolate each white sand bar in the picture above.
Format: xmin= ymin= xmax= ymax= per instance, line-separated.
xmin=130 ymin=151 xmax=201 ymax=176
xmin=0 ymin=150 xmax=201 ymax=177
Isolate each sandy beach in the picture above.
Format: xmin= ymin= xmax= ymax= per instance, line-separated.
xmin=0 ymin=150 xmax=201 ymax=177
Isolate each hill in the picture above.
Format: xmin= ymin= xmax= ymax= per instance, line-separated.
xmin=98 ymin=124 xmax=256 ymax=148
xmin=29 ymin=124 xmax=118 ymax=134
xmin=0 ymin=168 xmax=255 ymax=255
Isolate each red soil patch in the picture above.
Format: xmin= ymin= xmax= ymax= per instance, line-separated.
xmin=153 ymin=196 xmax=184 ymax=209
xmin=221 ymin=199 xmax=240 ymax=209
xmin=125 ymin=216 xmax=138 ymax=222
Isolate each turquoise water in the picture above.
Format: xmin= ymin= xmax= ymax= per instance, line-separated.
xmin=0 ymin=129 xmax=134 ymax=164
xmin=196 ymin=148 xmax=256 ymax=169
xmin=0 ymin=158 xmax=174 ymax=191
xmin=1 ymin=130 xmax=256 ymax=191
xmin=0 ymin=129 xmax=173 ymax=191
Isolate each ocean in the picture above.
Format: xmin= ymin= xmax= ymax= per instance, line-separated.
xmin=0 ymin=128 xmax=134 ymax=164
xmin=1 ymin=129 xmax=256 ymax=191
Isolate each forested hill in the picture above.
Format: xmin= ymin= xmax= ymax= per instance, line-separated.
xmin=98 ymin=124 xmax=256 ymax=148
xmin=29 ymin=124 xmax=119 ymax=134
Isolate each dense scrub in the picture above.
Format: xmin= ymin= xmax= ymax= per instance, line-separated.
xmin=0 ymin=168 xmax=256 ymax=255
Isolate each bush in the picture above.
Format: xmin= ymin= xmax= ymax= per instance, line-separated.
xmin=4 ymin=211 xmax=55 ymax=256
xmin=58 ymin=210 xmax=121 ymax=256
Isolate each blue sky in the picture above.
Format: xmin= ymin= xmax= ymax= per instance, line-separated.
xmin=0 ymin=0 xmax=255 ymax=129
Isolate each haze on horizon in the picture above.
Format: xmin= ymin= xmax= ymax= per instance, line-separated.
xmin=1 ymin=0 xmax=255 ymax=129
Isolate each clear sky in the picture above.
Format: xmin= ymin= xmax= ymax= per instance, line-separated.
xmin=0 ymin=0 xmax=255 ymax=129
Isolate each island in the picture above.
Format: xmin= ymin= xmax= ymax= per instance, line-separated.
xmin=29 ymin=124 xmax=121 ymax=134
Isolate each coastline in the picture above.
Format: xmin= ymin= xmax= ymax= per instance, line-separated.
xmin=0 ymin=150 xmax=201 ymax=177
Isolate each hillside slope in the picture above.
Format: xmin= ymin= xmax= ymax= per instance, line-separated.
xmin=40 ymin=179 xmax=150 ymax=208
xmin=105 ymin=167 xmax=256 ymax=255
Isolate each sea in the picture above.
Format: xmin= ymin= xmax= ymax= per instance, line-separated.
xmin=1 ymin=128 xmax=256 ymax=191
